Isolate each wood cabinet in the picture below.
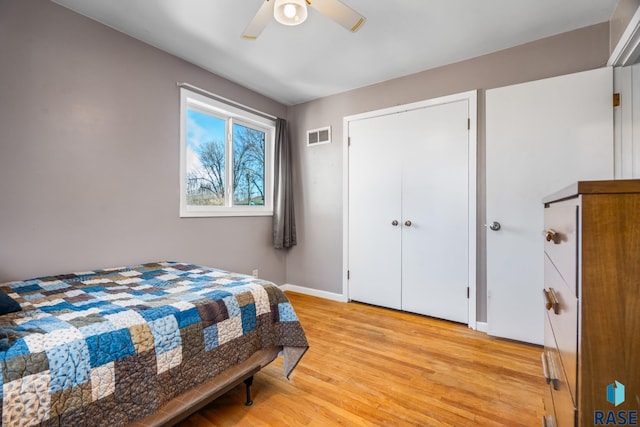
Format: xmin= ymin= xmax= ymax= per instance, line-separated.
xmin=542 ymin=180 xmax=640 ymax=426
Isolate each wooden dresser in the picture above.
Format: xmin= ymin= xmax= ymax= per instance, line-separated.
xmin=542 ymin=180 xmax=640 ymax=427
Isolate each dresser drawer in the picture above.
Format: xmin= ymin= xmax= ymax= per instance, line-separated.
xmin=544 ymin=312 xmax=577 ymax=427
xmin=543 ymin=199 xmax=578 ymax=295
xmin=543 ymin=254 xmax=578 ymax=402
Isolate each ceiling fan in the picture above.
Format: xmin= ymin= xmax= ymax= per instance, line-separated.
xmin=242 ymin=0 xmax=366 ymax=39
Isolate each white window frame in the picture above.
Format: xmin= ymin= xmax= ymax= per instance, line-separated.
xmin=180 ymin=88 xmax=275 ymax=217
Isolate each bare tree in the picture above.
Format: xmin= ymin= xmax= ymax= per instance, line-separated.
xmin=187 ymin=139 xmax=225 ymax=205
xmin=187 ymin=125 xmax=265 ymax=206
xmin=199 ymin=139 xmax=226 ymax=196
xmin=233 ymin=125 xmax=265 ymax=205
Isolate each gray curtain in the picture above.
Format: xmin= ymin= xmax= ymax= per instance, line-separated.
xmin=273 ymin=118 xmax=297 ymax=249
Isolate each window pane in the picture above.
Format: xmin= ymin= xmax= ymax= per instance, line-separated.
xmin=186 ymin=109 xmax=226 ymax=206
xmin=232 ymin=123 xmax=265 ymax=206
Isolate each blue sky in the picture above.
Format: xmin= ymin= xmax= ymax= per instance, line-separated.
xmin=186 ymin=109 xmax=225 ymax=174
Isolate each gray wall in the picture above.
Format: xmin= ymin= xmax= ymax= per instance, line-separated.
xmin=0 ymin=0 xmax=288 ymax=282
xmin=285 ymin=23 xmax=610 ymax=321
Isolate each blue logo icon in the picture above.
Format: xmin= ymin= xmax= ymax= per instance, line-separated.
xmin=607 ymin=381 xmax=625 ymax=407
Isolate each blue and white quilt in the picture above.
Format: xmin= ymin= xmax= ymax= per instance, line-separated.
xmin=0 ymin=262 xmax=308 ymax=426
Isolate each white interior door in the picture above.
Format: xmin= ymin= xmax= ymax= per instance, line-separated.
xmin=486 ymin=67 xmax=614 ymax=344
xmin=348 ymin=113 xmax=402 ymax=309
xmin=400 ymin=101 xmax=470 ymax=323
xmin=614 ymin=63 xmax=640 ymax=179
xmin=348 ymin=94 xmax=474 ymax=324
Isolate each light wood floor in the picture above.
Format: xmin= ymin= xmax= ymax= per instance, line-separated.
xmin=178 ymin=292 xmax=545 ymax=426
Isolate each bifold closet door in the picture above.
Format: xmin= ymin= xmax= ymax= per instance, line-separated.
xmin=348 ymin=100 xmax=470 ymax=323
xmin=348 ymin=112 xmax=403 ymax=309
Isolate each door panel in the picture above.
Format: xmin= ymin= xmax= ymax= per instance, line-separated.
xmin=401 ymin=101 xmax=469 ymax=323
xmin=486 ymin=67 xmax=613 ymax=344
xmin=348 ymin=113 xmax=402 ymax=309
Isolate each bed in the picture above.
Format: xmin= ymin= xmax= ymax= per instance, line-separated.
xmin=0 ymin=261 xmax=309 ymax=426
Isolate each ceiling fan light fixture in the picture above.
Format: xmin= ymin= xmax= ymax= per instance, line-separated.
xmin=274 ymin=0 xmax=308 ymax=26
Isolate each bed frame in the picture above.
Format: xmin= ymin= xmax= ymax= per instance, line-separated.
xmin=130 ymin=346 xmax=281 ymax=426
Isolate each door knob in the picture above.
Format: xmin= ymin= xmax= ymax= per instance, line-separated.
xmin=404 ymin=220 xmax=412 ymax=227
xmin=391 ymin=220 xmax=399 ymax=226
xmin=485 ymin=221 xmax=501 ymax=231
xmin=544 ymin=229 xmax=561 ymax=244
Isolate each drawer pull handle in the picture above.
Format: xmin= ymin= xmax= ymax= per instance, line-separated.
xmin=549 ymin=288 xmax=560 ymax=314
xmin=541 ymin=353 xmax=551 ymax=384
xmin=547 ymin=352 xmax=560 ymax=391
xmin=544 ymin=229 xmax=562 ymax=244
xmin=543 ymin=289 xmax=552 ymax=311
xmin=542 ymin=351 xmax=561 ymax=391
xmin=542 ymin=414 xmax=556 ymax=427
xmin=543 ymin=288 xmax=560 ymax=314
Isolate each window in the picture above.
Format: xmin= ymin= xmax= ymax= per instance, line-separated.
xmin=180 ymin=88 xmax=275 ymax=217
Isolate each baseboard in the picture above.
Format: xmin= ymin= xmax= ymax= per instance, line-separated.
xmin=280 ymin=284 xmax=490 ymax=331
xmin=279 ymin=284 xmax=348 ymax=302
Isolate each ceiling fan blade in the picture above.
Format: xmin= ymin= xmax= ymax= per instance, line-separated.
xmin=242 ymin=0 xmax=275 ymax=39
xmin=307 ymin=0 xmax=365 ymax=32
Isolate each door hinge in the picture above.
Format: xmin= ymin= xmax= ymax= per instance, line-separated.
xmin=348 ymin=137 xmax=351 ymax=146
xmin=467 ymin=118 xmax=470 ymax=130
xmin=613 ymin=93 xmax=620 ymax=107
xmin=467 ymin=286 xmax=470 ymax=299
xmin=347 ymin=270 xmax=350 ymax=280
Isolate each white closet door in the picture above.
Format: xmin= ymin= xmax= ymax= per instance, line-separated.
xmin=348 ymin=113 xmax=403 ymax=309
xmin=400 ymin=101 xmax=470 ymax=323
xmin=348 ymin=97 xmax=472 ymax=323
xmin=486 ymin=67 xmax=613 ymax=344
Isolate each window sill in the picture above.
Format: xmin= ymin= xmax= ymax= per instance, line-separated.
xmin=180 ymin=208 xmax=274 ymax=218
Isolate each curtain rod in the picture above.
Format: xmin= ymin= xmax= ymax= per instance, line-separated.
xmin=177 ymin=82 xmax=278 ymax=121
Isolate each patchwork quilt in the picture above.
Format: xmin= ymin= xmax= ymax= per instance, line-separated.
xmin=0 ymin=262 xmax=308 ymax=427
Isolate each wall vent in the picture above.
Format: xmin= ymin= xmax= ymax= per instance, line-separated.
xmin=307 ymin=126 xmax=331 ymax=146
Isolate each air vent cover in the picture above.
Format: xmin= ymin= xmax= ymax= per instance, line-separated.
xmin=307 ymin=126 xmax=331 ymax=146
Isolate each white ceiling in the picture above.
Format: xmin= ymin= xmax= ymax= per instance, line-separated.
xmin=52 ymin=0 xmax=618 ymax=106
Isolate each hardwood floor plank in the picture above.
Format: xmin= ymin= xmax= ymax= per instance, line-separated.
xmin=178 ymin=292 xmax=544 ymax=426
